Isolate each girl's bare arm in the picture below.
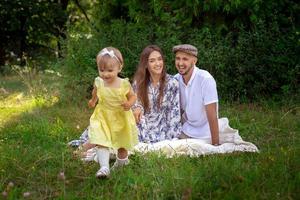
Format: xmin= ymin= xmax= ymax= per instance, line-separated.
xmin=88 ymin=86 xmax=98 ymax=108
xmin=121 ymin=88 xmax=137 ymax=111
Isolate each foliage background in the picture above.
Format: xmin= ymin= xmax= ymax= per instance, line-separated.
xmin=0 ymin=1 xmax=299 ymax=199
xmin=1 ymin=0 xmax=299 ymax=101
xmin=64 ymin=0 xmax=300 ymax=101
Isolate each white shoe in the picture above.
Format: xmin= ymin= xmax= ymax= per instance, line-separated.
xmin=81 ymin=148 xmax=97 ymax=162
xmin=111 ymin=158 xmax=129 ymax=171
xmin=95 ymin=166 xmax=110 ymax=179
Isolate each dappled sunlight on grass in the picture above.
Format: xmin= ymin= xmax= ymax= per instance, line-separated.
xmin=0 ymin=92 xmax=35 ymax=129
xmin=0 ymin=74 xmax=299 ymax=199
xmin=0 ymin=91 xmax=59 ymax=129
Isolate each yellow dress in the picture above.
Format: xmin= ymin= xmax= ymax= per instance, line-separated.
xmin=88 ymin=77 xmax=138 ymax=150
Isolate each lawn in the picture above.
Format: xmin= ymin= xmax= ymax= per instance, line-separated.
xmin=0 ymin=73 xmax=299 ymax=199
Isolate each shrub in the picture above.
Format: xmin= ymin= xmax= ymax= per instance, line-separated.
xmin=62 ymin=0 xmax=299 ymax=102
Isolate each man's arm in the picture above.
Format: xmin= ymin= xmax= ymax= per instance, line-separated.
xmin=205 ymin=102 xmax=219 ymax=145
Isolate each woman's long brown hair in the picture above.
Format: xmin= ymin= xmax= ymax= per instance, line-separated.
xmin=133 ymin=45 xmax=167 ymax=113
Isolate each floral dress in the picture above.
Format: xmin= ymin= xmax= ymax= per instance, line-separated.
xmin=132 ymin=74 xmax=181 ymax=143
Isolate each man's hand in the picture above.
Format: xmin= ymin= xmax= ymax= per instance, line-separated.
xmin=181 ymin=112 xmax=187 ymax=124
xmin=133 ymin=107 xmax=143 ymax=123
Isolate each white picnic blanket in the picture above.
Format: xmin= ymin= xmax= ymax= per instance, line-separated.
xmin=134 ymin=117 xmax=259 ymax=157
xmin=82 ymin=117 xmax=258 ymax=161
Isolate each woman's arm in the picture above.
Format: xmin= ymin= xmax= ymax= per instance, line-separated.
xmin=166 ymin=78 xmax=182 ymax=136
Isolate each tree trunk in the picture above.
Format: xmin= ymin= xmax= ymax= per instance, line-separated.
xmin=0 ymin=47 xmax=5 ymax=73
xmin=19 ymin=16 xmax=27 ymax=66
xmin=55 ymin=0 xmax=69 ymax=58
xmin=0 ymin=47 xmax=5 ymax=65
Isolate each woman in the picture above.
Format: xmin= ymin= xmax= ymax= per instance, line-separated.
xmin=132 ymin=45 xmax=181 ymax=143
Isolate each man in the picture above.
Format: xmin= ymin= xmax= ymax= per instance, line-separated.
xmin=173 ymin=44 xmax=219 ymax=145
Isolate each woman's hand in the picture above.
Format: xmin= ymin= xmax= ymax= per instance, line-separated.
xmin=133 ymin=107 xmax=143 ymax=124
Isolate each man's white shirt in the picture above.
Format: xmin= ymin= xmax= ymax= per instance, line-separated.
xmin=175 ymin=66 xmax=218 ymax=138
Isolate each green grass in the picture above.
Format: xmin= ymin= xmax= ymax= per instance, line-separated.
xmin=0 ymin=74 xmax=299 ymax=199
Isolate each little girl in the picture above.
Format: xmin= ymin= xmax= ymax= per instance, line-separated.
xmin=88 ymin=47 xmax=138 ymax=178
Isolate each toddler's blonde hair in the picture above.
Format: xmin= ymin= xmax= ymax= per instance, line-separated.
xmin=96 ymin=47 xmax=124 ymax=70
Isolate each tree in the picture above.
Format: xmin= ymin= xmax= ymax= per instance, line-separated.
xmin=0 ymin=0 xmax=69 ymax=65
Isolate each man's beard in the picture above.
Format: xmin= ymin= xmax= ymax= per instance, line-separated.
xmin=179 ymin=64 xmax=194 ymax=75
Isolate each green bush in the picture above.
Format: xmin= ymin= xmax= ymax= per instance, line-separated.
xmin=62 ymin=0 xmax=299 ymax=102
xmin=191 ymin=22 xmax=299 ymax=101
